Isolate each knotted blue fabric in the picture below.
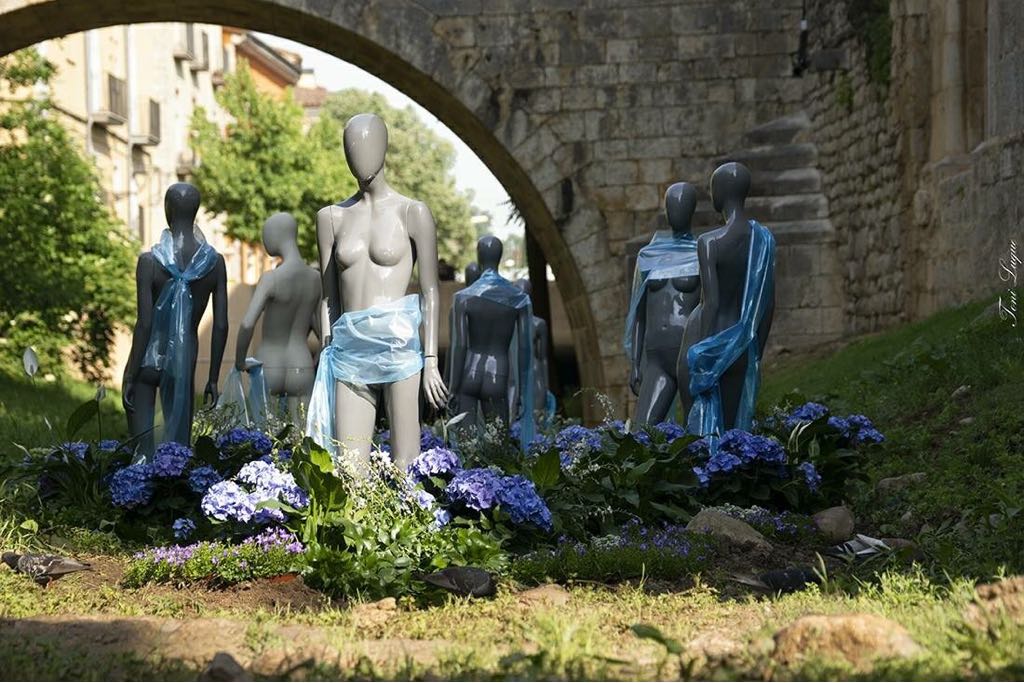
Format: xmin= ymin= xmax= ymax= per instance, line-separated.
xmin=218 ymin=360 xmax=269 ymax=426
xmin=451 ymin=269 xmax=535 ymax=451
xmin=686 ymin=220 xmax=775 ymax=440
xmin=142 ymin=228 xmax=218 ymax=449
xmin=306 ymin=294 xmax=424 ymax=457
xmin=623 ymin=231 xmax=699 ymax=365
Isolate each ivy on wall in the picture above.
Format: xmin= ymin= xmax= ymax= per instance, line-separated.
xmin=848 ymin=0 xmax=893 ymax=86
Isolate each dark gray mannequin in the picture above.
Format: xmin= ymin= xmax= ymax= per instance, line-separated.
xmin=448 ymin=236 xmax=531 ymax=428
xmin=465 ymin=261 xmax=481 ymax=286
xmin=630 ymin=183 xmax=701 ymax=425
xmin=677 ymin=162 xmax=775 ymax=427
xmin=445 ymin=261 xmax=482 ymax=388
xmin=514 ymin=278 xmax=551 ymax=418
xmin=235 ymin=212 xmax=321 ymax=421
xmin=122 ymin=183 xmax=228 ymax=454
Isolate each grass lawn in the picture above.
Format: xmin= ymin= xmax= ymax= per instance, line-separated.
xmin=1 ymin=297 xmax=1023 ymax=680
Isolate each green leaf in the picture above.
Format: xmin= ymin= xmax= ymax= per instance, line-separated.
xmin=630 ymin=623 xmax=683 ymax=654
xmin=19 ymin=519 xmax=39 ymax=533
xmin=65 ymin=399 xmax=98 ymax=438
xmin=531 ymin=449 xmax=561 ymax=489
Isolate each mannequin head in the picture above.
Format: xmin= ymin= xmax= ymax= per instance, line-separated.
xmin=164 ymin=182 xmax=200 ymax=229
xmin=344 ymin=113 xmax=388 ymax=187
xmin=262 ymin=212 xmax=299 ymax=258
xmin=710 ymin=162 xmax=751 ymax=215
xmin=514 ymin=277 xmax=533 ymax=295
xmin=477 ymin=235 xmax=503 ymax=271
xmin=664 ymin=182 xmax=697 ymax=236
xmin=465 ymin=261 xmax=482 ymax=286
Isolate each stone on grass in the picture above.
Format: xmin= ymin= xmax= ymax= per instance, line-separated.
xmin=876 ymin=472 xmax=926 ymax=496
xmin=686 ymin=509 xmax=772 ymax=554
xmin=518 ymin=583 xmax=571 ymax=607
xmin=199 ymin=652 xmax=250 ymax=682
xmin=812 ymin=506 xmax=855 ymax=543
xmin=683 ymin=633 xmax=745 ymax=671
xmin=963 ymin=576 xmax=1024 ymax=630
xmin=951 ymin=384 xmax=971 ymax=400
xmin=772 ymin=613 xmax=922 ymax=671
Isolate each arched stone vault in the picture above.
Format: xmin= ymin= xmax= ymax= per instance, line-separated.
xmin=0 ymin=0 xmax=811 ymax=416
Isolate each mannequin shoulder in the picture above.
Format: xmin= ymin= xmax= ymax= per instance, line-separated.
xmin=403 ymin=198 xmax=435 ymax=227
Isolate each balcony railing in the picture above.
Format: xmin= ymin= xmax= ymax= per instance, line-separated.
xmin=173 ymin=23 xmax=195 ymax=60
xmin=191 ymin=31 xmax=210 ymax=71
xmin=132 ymin=98 xmax=161 ymax=146
xmin=92 ymin=73 xmax=126 ymax=126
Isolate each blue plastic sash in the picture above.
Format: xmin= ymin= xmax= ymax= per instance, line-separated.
xmin=686 ymin=220 xmax=775 ymax=439
xmin=142 ymin=228 xmax=218 ymax=449
xmin=623 ymin=231 xmax=699 ymax=365
xmin=451 ymin=269 xmax=535 ymax=451
xmin=218 ymin=360 xmax=269 ymax=426
xmin=306 ymin=294 xmax=424 ymax=457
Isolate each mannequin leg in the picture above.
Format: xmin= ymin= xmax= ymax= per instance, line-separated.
xmin=719 ymin=354 xmax=749 ymax=432
xmin=455 ymin=392 xmax=482 ymax=438
xmin=478 ymin=373 xmax=510 ymax=426
xmin=385 ymin=372 xmax=422 ymax=471
xmin=334 ymin=380 xmax=377 ymax=473
xmin=634 ymin=358 xmax=676 ymax=426
xmin=128 ymin=376 xmax=159 ymax=459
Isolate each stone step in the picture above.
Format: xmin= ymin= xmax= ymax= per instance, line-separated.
xmin=718 ymin=142 xmax=818 ymax=172
xmin=766 ymin=219 xmax=836 ymax=245
xmin=747 ymin=193 xmax=829 ymax=222
xmin=750 ymin=167 xmax=822 ymax=196
xmin=742 ymin=111 xmax=811 ymax=146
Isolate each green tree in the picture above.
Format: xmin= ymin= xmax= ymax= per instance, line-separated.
xmin=321 ymin=90 xmax=476 ymax=268
xmin=0 ymin=49 xmax=136 ymax=381
xmin=190 ymin=65 xmax=348 ymax=258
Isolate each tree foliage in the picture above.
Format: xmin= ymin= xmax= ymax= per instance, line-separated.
xmin=0 ymin=49 xmax=136 ymax=381
xmin=190 ymin=67 xmax=477 ymax=267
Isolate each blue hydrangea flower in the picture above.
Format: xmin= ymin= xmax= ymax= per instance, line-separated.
xmin=655 ymin=422 xmax=687 ymax=442
xmin=827 ymin=416 xmax=851 ymax=435
xmin=785 ymin=402 xmax=830 ymax=429
xmin=276 ymin=449 xmax=293 ymax=462
xmin=408 ymin=447 xmax=462 ymax=484
xmin=375 ymin=429 xmax=391 ymax=454
xmin=109 ymin=463 xmax=154 ymax=509
xmin=172 ymin=517 xmax=196 ymax=540
xmin=97 ymin=440 xmax=121 ymax=453
xmin=555 ymin=425 xmax=602 ymax=452
xmin=151 ymin=441 xmax=192 ymax=478
xmin=237 ymin=459 xmax=308 ymax=509
xmin=693 ymin=466 xmax=710 ymax=487
xmin=201 ymin=480 xmax=256 ymax=523
xmin=420 ymin=428 xmax=445 ymax=452
xmin=412 ymin=488 xmax=436 ymax=510
xmin=846 ymin=414 xmax=885 ymax=445
xmin=216 ymin=428 xmax=273 ymax=456
xmin=689 ymin=430 xmax=787 ymax=486
xmin=798 ymin=461 xmax=822 ymax=492
xmin=445 ymin=467 xmax=503 ymax=512
xmin=432 ymin=508 xmax=451 ymax=530
xmin=497 ymin=474 xmax=553 ymax=531
xmin=528 ymin=434 xmax=553 ymax=454
xmin=188 ymin=465 xmax=222 ymax=494
xmin=59 ymin=442 xmax=88 ymax=460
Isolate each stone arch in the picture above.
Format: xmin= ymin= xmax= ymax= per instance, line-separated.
xmin=0 ymin=0 xmax=606 ymax=410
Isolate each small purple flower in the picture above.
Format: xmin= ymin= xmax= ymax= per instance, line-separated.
xmin=172 ymin=517 xmax=196 ymax=540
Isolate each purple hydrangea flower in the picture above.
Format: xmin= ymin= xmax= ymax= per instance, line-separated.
xmin=151 ymin=441 xmax=192 ymax=478
xmin=798 ymin=461 xmax=822 ymax=492
xmin=201 ymin=480 xmax=256 ymax=523
xmin=689 ymin=430 xmax=787 ymax=486
xmin=497 ymin=474 xmax=553 ymax=531
xmin=216 ymin=428 xmax=273 ymax=456
xmin=846 ymin=414 xmax=885 ymax=445
xmin=237 ymin=459 xmax=309 ymax=510
xmin=97 ymin=440 xmax=121 ymax=453
xmin=785 ymin=402 xmax=830 ymax=429
xmin=555 ymin=425 xmax=603 ymax=452
xmin=432 ymin=508 xmax=451 ymax=530
xmin=60 ymin=442 xmax=88 ymax=460
xmin=420 ymin=428 xmax=445 ymax=452
xmin=412 ymin=488 xmax=437 ymax=510
xmin=188 ymin=465 xmax=223 ymax=494
xmin=655 ymin=422 xmax=687 ymax=442
xmin=172 ymin=517 xmax=196 ymax=540
xmin=408 ymin=447 xmax=462 ymax=484
xmin=109 ymin=463 xmax=154 ymax=508
xmin=445 ymin=467 xmax=504 ymax=512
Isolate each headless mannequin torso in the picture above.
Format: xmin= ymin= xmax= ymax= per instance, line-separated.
xmin=314 ymin=113 xmax=447 ymax=471
xmin=677 ymin=162 xmax=775 ymax=429
xmin=235 ymin=212 xmax=321 ymax=421
xmin=122 ymin=183 xmax=228 ymax=456
xmin=630 ymin=183 xmax=701 ymax=425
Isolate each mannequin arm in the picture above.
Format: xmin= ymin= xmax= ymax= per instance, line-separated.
xmin=448 ymin=297 xmax=468 ymax=398
xmin=235 ymin=273 xmax=271 ymax=370
xmin=206 ymin=255 xmax=229 ymax=403
xmin=697 ymin=237 xmax=718 ymax=340
xmin=315 ymin=207 xmax=340 ymax=346
xmin=756 ymin=274 xmax=775 ymax=354
xmin=629 ymin=291 xmax=647 ymax=395
xmin=407 ymin=200 xmax=448 ymax=409
xmin=515 ymin=308 xmax=532 ymax=418
xmin=122 ymin=255 xmax=155 ymax=412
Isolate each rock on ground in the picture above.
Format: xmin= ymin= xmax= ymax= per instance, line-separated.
xmin=812 ymin=506 xmax=855 ymax=543
xmin=772 ymin=613 xmax=922 ymax=671
xmin=876 ymin=472 xmax=927 ymax=496
xmin=964 ymin=576 xmax=1024 ymax=630
xmin=517 ymin=583 xmax=571 ymax=607
xmin=686 ymin=509 xmax=772 ymax=554
xmin=200 ymin=652 xmax=250 ymax=682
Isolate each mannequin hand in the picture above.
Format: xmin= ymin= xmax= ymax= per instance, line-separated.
xmin=629 ymin=364 xmax=642 ymax=396
xmin=422 ymin=356 xmax=448 ymax=410
xmin=203 ymin=381 xmax=219 ymax=407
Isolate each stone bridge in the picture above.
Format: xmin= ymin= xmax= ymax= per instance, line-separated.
xmin=13 ymin=0 xmax=992 ymax=416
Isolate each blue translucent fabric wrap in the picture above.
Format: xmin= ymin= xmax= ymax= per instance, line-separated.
xmin=451 ymin=269 xmax=535 ymax=451
xmin=623 ymin=231 xmax=699 ymax=365
xmin=686 ymin=220 xmax=775 ymax=440
xmin=218 ymin=359 xmax=268 ymax=426
xmin=306 ymin=294 xmax=424 ymax=456
xmin=142 ymin=228 xmax=217 ymax=448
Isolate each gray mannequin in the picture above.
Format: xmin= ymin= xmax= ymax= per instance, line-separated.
xmin=445 ymin=261 xmax=482 ymax=388
xmin=464 ymin=261 xmax=481 ymax=286
xmin=677 ymin=162 xmax=775 ymax=428
xmin=448 ymin=236 xmax=531 ymax=428
xmin=235 ymin=212 xmax=321 ymax=422
xmin=313 ymin=113 xmax=447 ymax=472
xmin=122 ymin=183 xmax=228 ymax=455
xmin=629 ymin=183 xmax=701 ymax=425
xmin=514 ymin=278 xmax=552 ymax=420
